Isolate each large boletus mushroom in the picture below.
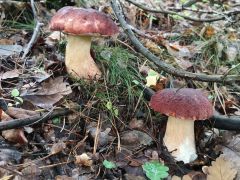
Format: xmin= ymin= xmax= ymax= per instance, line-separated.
xmin=49 ymin=6 xmax=119 ymax=80
xmin=149 ymin=88 xmax=213 ymax=163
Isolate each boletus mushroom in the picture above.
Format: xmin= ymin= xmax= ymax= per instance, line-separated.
xmin=149 ymin=88 xmax=213 ymax=163
xmin=49 ymin=6 xmax=119 ymax=80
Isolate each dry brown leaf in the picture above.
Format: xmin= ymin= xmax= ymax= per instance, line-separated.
xmin=21 ymin=163 xmax=41 ymax=178
xmin=1 ymin=111 xmax=28 ymax=144
xmin=171 ymin=175 xmax=181 ymax=180
xmin=6 ymin=107 xmax=39 ymax=119
xmin=22 ymin=76 xmax=72 ymax=109
xmin=50 ymin=142 xmax=66 ymax=155
xmin=204 ymin=155 xmax=237 ymax=180
xmin=220 ymin=133 xmax=240 ymax=180
xmin=182 ymin=171 xmax=206 ymax=180
xmin=0 ymin=70 xmax=19 ymax=80
xmin=55 ymin=175 xmax=74 ymax=180
xmin=75 ymin=153 xmax=93 ymax=167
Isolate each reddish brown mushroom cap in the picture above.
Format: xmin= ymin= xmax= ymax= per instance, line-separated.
xmin=49 ymin=6 xmax=119 ymax=36
xmin=149 ymin=88 xmax=213 ymax=120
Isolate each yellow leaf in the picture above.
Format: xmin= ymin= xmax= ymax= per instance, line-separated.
xmin=205 ymin=155 xmax=237 ymax=180
xmin=145 ymin=70 xmax=160 ymax=87
xmin=0 ymin=175 xmax=14 ymax=180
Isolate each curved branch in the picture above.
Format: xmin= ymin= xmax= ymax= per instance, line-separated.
xmin=125 ymin=0 xmax=240 ymax=22
xmin=111 ymin=0 xmax=240 ymax=82
xmin=0 ymin=108 xmax=75 ymax=131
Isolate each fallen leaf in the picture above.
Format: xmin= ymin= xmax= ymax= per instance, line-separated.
xmin=50 ymin=142 xmax=66 ymax=155
xmin=203 ymin=26 xmax=215 ymax=38
xmin=174 ymin=58 xmax=193 ymax=70
xmin=0 ymin=147 xmax=22 ymax=163
xmin=55 ymin=175 xmax=74 ymax=180
xmin=182 ymin=171 xmax=206 ymax=180
xmin=6 ymin=107 xmax=39 ymax=119
xmin=1 ymin=111 xmax=28 ymax=144
xmin=0 ymin=44 xmax=23 ymax=56
xmin=129 ymin=118 xmax=144 ymax=129
xmin=0 ymin=70 xmax=19 ymax=80
xmin=225 ymin=46 xmax=238 ymax=62
xmin=0 ymin=39 xmax=15 ymax=45
xmin=203 ymin=155 xmax=237 ymax=180
xmin=124 ymin=174 xmax=146 ymax=180
xmin=21 ymin=76 xmax=72 ymax=109
xmin=121 ymin=130 xmax=153 ymax=150
xmin=171 ymin=175 xmax=181 ymax=180
xmin=166 ymin=43 xmax=192 ymax=58
xmin=75 ymin=153 xmax=93 ymax=167
xmin=21 ymin=163 xmax=41 ymax=178
xmin=220 ymin=133 xmax=240 ymax=180
xmin=87 ymin=125 xmax=111 ymax=147
xmin=45 ymin=31 xmax=65 ymax=47
xmin=145 ymin=69 xmax=160 ymax=87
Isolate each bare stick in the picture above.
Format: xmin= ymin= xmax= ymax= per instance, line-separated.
xmin=21 ymin=0 xmax=43 ymax=59
xmin=111 ymin=0 xmax=240 ymax=82
xmin=125 ymin=0 xmax=240 ymax=22
xmin=0 ymin=108 xmax=79 ymax=131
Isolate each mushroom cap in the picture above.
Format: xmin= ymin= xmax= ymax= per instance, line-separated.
xmin=149 ymin=88 xmax=213 ymax=120
xmin=49 ymin=6 xmax=119 ymax=36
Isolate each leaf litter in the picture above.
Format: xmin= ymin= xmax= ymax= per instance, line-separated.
xmin=0 ymin=0 xmax=239 ymax=179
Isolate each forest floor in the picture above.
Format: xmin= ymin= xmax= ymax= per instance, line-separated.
xmin=0 ymin=0 xmax=240 ymax=179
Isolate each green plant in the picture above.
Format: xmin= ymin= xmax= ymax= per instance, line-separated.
xmin=142 ymin=161 xmax=169 ymax=180
xmin=11 ymin=89 xmax=23 ymax=105
xmin=103 ymin=160 xmax=116 ymax=169
xmin=105 ymin=101 xmax=119 ymax=117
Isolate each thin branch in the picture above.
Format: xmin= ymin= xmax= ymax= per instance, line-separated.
xmin=21 ymin=0 xmax=43 ymax=59
xmin=0 ymin=108 xmax=79 ymax=131
xmin=125 ymin=0 xmax=240 ymax=22
xmin=111 ymin=0 xmax=240 ymax=82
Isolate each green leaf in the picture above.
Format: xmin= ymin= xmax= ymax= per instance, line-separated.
xmin=15 ymin=96 xmax=23 ymax=104
xmin=103 ymin=160 xmax=116 ymax=169
xmin=113 ymin=107 xmax=119 ymax=117
xmin=11 ymin=89 xmax=20 ymax=97
xmin=52 ymin=117 xmax=61 ymax=124
xmin=171 ymin=14 xmax=184 ymax=20
xmin=132 ymin=80 xmax=140 ymax=85
xmin=106 ymin=101 xmax=112 ymax=110
xmin=142 ymin=161 xmax=169 ymax=180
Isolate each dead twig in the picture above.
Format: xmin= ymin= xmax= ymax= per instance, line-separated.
xmin=125 ymin=0 xmax=240 ymax=22
xmin=21 ymin=0 xmax=43 ymax=59
xmin=0 ymin=107 xmax=80 ymax=131
xmin=111 ymin=0 xmax=240 ymax=82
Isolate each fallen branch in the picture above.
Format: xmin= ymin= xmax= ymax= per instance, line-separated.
xmin=111 ymin=0 xmax=240 ymax=82
xmin=0 ymin=108 xmax=78 ymax=131
xmin=21 ymin=0 xmax=44 ymax=59
xmin=125 ymin=0 xmax=240 ymax=22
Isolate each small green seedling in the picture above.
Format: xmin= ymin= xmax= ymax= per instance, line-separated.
xmin=11 ymin=89 xmax=23 ymax=105
xmin=105 ymin=101 xmax=119 ymax=117
xmin=103 ymin=160 xmax=117 ymax=169
xmin=52 ymin=117 xmax=61 ymax=125
xmin=142 ymin=161 xmax=169 ymax=180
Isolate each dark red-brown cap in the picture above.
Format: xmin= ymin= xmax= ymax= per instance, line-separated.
xmin=149 ymin=88 xmax=213 ymax=120
xmin=49 ymin=6 xmax=119 ymax=36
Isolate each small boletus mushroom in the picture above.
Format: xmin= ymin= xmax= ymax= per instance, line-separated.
xmin=149 ymin=88 xmax=213 ymax=163
xmin=49 ymin=6 xmax=119 ymax=79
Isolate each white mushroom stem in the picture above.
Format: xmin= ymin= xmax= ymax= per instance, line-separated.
xmin=65 ymin=35 xmax=102 ymax=79
xmin=163 ymin=116 xmax=197 ymax=163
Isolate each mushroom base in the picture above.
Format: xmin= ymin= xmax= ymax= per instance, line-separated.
xmin=65 ymin=35 xmax=102 ymax=80
xmin=163 ymin=116 xmax=197 ymax=163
